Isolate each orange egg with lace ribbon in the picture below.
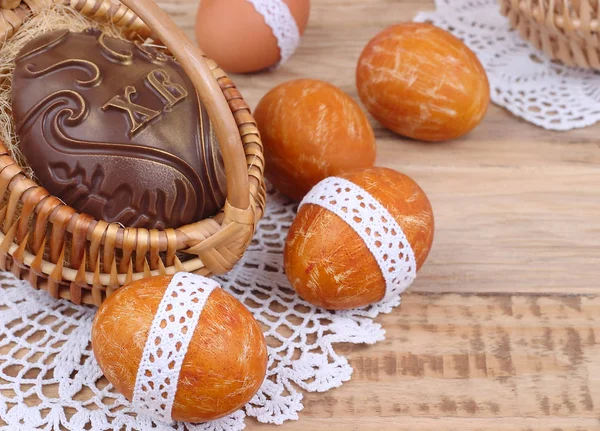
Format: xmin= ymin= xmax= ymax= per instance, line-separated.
xmin=285 ymin=167 xmax=434 ymax=310
xmin=92 ymin=274 xmax=267 ymax=422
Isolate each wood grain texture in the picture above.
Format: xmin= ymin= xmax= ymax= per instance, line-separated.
xmin=249 ymin=292 xmax=600 ymax=430
xmin=183 ymin=0 xmax=600 ymax=296
xmin=164 ymin=0 xmax=600 ymax=428
xmin=8 ymin=0 xmax=600 ymax=430
xmin=190 ymin=0 xmax=599 ymax=428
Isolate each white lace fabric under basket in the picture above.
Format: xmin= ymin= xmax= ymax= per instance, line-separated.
xmin=0 ymin=188 xmax=399 ymax=431
xmin=415 ymin=0 xmax=600 ymax=131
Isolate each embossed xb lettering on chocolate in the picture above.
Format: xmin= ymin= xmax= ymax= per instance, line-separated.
xmin=12 ymin=28 xmax=227 ymax=230
xmin=102 ymin=68 xmax=189 ymax=136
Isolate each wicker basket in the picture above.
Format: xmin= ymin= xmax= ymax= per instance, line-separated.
xmin=0 ymin=0 xmax=266 ymax=306
xmin=499 ymin=0 xmax=600 ymax=70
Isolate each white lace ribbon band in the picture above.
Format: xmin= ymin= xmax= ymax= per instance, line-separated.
xmin=132 ymin=273 xmax=219 ymax=423
xmin=245 ymin=0 xmax=301 ymax=66
xmin=299 ymin=177 xmax=417 ymax=303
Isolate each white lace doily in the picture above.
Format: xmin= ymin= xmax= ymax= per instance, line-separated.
xmin=415 ymin=0 xmax=600 ymax=131
xmin=0 ymin=188 xmax=398 ymax=431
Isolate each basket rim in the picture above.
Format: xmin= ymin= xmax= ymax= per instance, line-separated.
xmin=501 ymin=0 xmax=600 ymax=34
xmin=499 ymin=0 xmax=600 ymax=70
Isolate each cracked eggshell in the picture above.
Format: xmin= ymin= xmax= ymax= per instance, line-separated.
xmin=254 ymin=79 xmax=376 ymax=202
xmin=91 ymin=275 xmax=268 ymax=423
xmin=284 ymin=167 xmax=434 ymax=310
xmin=356 ymin=23 xmax=490 ymax=142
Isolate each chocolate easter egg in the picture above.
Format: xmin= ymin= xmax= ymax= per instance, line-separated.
xmin=12 ymin=29 xmax=227 ymax=230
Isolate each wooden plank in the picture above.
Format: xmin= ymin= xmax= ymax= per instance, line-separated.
xmin=249 ymin=417 xmax=600 ymax=431
xmin=181 ymin=0 xmax=600 ymax=295
xmin=166 ymin=0 xmax=600 ymax=427
xmin=247 ymin=292 xmax=600 ymax=429
xmin=5 ymin=292 xmax=598 ymax=430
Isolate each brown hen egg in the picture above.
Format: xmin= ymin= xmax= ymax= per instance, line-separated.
xmin=285 ymin=167 xmax=434 ymax=310
xmin=196 ymin=0 xmax=310 ymax=73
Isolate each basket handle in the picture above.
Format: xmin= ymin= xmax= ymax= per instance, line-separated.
xmin=119 ymin=0 xmax=250 ymax=212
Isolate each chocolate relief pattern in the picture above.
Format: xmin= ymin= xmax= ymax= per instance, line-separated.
xmin=12 ymin=29 xmax=227 ymax=229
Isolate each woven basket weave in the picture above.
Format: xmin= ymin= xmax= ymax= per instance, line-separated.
xmin=0 ymin=0 xmax=266 ymax=306
xmin=499 ymin=0 xmax=600 ymax=70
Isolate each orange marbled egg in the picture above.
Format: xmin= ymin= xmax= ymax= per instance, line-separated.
xmin=356 ymin=23 xmax=490 ymax=142
xmin=284 ymin=167 xmax=434 ymax=310
xmin=92 ymin=275 xmax=267 ymax=422
xmin=254 ymin=79 xmax=376 ymax=202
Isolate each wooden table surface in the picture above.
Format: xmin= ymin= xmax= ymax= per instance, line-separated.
xmin=163 ymin=0 xmax=600 ymax=429
xmin=7 ymin=0 xmax=598 ymax=430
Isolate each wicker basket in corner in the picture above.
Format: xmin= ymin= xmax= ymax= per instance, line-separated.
xmin=0 ymin=0 xmax=266 ymax=306
xmin=500 ymin=0 xmax=600 ymax=70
